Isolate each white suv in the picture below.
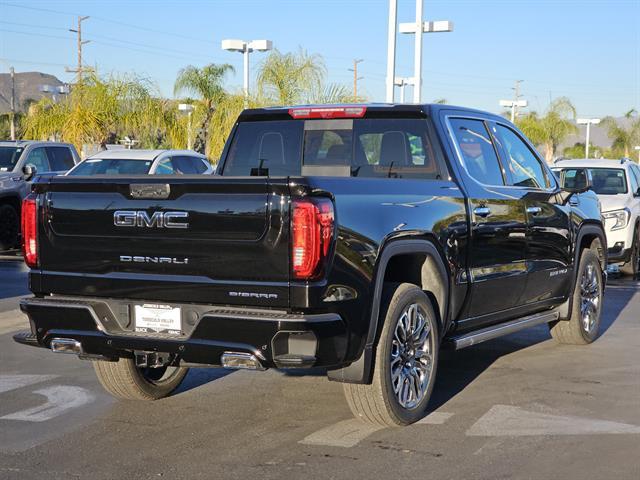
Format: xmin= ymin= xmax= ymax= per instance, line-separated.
xmin=554 ymin=158 xmax=640 ymax=275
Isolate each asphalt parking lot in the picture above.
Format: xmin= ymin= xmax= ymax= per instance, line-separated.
xmin=0 ymin=260 xmax=639 ymax=480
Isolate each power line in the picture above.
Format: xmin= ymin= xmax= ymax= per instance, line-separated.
xmin=1 ymin=2 xmax=215 ymax=44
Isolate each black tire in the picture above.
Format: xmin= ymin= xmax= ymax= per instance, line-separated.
xmin=550 ymin=249 xmax=603 ymax=345
xmin=0 ymin=204 xmax=19 ymax=251
xmin=343 ymin=283 xmax=439 ymax=426
xmin=620 ymin=228 xmax=639 ymax=276
xmin=93 ymin=358 xmax=188 ymax=400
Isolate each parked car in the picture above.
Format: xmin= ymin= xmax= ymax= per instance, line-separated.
xmin=0 ymin=140 xmax=80 ymax=250
xmin=14 ymin=104 xmax=606 ymax=426
xmin=553 ymin=158 xmax=640 ymax=275
xmin=66 ymin=149 xmax=213 ymax=176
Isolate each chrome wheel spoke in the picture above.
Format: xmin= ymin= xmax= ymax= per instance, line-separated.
xmin=389 ymin=302 xmax=434 ymax=410
xmin=579 ymin=262 xmax=601 ymax=333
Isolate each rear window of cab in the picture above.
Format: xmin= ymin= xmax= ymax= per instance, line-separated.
xmin=222 ymin=117 xmax=443 ymax=180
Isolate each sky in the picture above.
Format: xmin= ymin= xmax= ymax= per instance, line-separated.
xmin=0 ymin=0 xmax=638 ymax=118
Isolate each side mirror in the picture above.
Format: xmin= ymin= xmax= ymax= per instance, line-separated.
xmin=22 ymin=164 xmax=37 ymax=181
xmin=634 ymin=187 xmax=640 ymax=198
xmin=560 ymin=168 xmax=592 ymax=194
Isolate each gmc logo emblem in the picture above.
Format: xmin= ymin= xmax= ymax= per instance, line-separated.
xmin=113 ymin=210 xmax=189 ymax=229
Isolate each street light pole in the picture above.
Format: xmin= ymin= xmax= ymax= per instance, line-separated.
xmin=576 ymin=118 xmax=601 ymax=159
xmin=385 ymin=0 xmax=398 ymax=102
xmin=9 ymin=66 xmax=15 ymax=141
xmin=398 ymin=3 xmax=453 ymax=103
xmin=413 ymin=0 xmax=423 ymax=103
xmin=178 ymin=103 xmax=195 ymax=150
xmin=222 ymin=39 xmax=273 ymax=107
xmin=499 ymin=99 xmax=528 ymax=123
xmin=394 ymin=77 xmax=415 ymax=103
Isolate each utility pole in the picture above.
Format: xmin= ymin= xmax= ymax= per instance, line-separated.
xmin=512 ymin=80 xmax=524 ymax=119
xmin=9 ymin=66 xmax=15 ymax=141
xmin=66 ymin=16 xmax=90 ymax=83
xmin=348 ymin=59 xmax=363 ymax=99
xmin=500 ymin=80 xmax=527 ymax=123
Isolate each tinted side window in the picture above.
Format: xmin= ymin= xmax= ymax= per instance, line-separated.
xmin=449 ymin=118 xmax=504 ymax=185
xmin=493 ymin=124 xmax=548 ymax=189
xmin=154 ymin=158 xmax=175 ymax=174
xmin=627 ymin=166 xmax=639 ymax=193
xmin=192 ymin=158 xmax=208 ymax=174
xmin=171 ymin=156 xmax=199 ymax=174
xmin=25 ymin=147 xmax=50 ymax=173
xmin=46 ymin=146 xmax=75 ymax=171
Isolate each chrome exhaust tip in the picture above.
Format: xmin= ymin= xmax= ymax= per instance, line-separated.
xmin=50 ymin=338 xmax=83 ymax=355
xmin=221 ymin=352 xmax=266 ymax=371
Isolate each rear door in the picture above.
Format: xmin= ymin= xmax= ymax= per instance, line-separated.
xmin=491 ymin=122 xmax=573 ymax=304
xmin=445 ymin=115 xmax=528 ymax=326
xmin=35 ymin=176 xmax=291 ymax=307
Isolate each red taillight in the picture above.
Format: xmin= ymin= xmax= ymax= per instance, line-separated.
xmin=21 ymin=196 xmax=38 ymax=268
xmin=291 ymin=198 xmax=334 ymax=280
xmin=288 ymin=106 xmax=366 ymax=119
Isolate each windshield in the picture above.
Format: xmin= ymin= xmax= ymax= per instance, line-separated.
xmin=68 ymin=158 xmax=153 ymax=175
xmin=0 ymin=146 xmax=24 ymax=172
xmin=589 ymin=168 xmax=627 ymax=195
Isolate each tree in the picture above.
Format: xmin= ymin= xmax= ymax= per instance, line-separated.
xmin=601 ymin=109 xmax=640 ymax=158
xmin=174 ymin=63 xmax=234 ymax=155
xmin=256 ymin=48 xmax=325 ymax=105
xmin=22 ymin=74 xmax=180 ymax=154
xmin=516 ymin=97 xmax=577 ymax=164
xmin=309 ymin=83 xmax=361 ymax=104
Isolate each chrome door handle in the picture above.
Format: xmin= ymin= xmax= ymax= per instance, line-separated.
xmin=473 ymin=206 xmax=491 ymax=218
xmin=526 ymin=206 xmax=542 ymax=216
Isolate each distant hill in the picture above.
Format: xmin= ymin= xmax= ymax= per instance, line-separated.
xmin=561 ymin=116 xmax=635 ymax=151
xmin=0 ymin=71 xmax=66 ymax=114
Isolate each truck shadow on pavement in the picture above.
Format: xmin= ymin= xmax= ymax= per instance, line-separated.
xmin=428 ymin=280 xmax=637 ymax=413
xmin=171 ymin=279 xmax=636 ymax=403
xmin=174 ymin=367 xmax=234 ymax=394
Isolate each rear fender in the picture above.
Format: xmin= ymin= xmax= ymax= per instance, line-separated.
xmin=328 ymin=239 xmax=449 ymax=384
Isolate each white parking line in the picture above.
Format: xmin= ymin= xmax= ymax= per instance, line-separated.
xmin=416 ymin=411 xmax=454 ymax=424
xmin=0 ymin=374 xmax=57 ymax=394
xmin=300 ymin=419 xmax=385 ymax=448
xmin=1 ymin=385 xmax=95 ymax=423
xmin=300 ymin=411 xmax=454 ymax=448
xmin=466 ymin=404 xmax=640 ymax=437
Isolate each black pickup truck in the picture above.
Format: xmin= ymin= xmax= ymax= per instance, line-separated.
xmin=14 ymin=104 xmax=606 ymax=426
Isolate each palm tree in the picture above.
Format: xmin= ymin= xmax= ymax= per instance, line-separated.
xmin=601 ymin=109 xmax=640 ymax=158
xmin=309 ymin=83 xmax=360 ymax=104
xmin=174 ymin=63 xmax=234 ymax=155
xmin=256 ymin=49 xmax=325 ymax=105
xmin=517 ymin=97 xmax=577 ymax=164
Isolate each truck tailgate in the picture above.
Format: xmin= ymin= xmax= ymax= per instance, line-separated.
xmin=33 ymin=176 xmax=291 ymax=307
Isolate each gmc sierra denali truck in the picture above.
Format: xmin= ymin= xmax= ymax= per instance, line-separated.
xmin=14 ymin=104 xmax=607 ymax=426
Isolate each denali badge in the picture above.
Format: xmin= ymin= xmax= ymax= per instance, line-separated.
xmin=114 ymin=210 xmax=189 ymax=229
xmin=120 ymin=255 xmax=189 ymax=265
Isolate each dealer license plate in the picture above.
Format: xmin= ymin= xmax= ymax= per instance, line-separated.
xmin=134 ymin=304 xmax=182 ymax=335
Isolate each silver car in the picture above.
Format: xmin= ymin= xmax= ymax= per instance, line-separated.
xmin=66 ymin=149 xmax=213 ymax=176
